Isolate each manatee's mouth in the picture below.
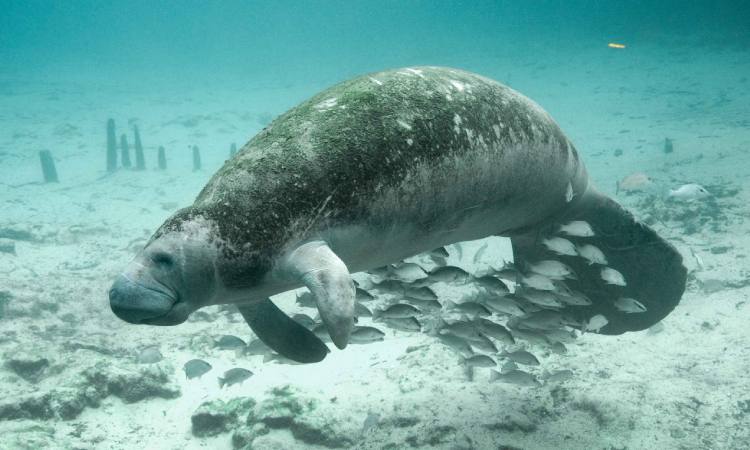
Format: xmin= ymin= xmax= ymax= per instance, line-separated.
xmin=109 ymin=274 xmax=187 ymax=326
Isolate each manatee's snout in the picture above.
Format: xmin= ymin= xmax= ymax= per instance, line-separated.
xmin=109 ymin=274 xmax=182 ymax=325
xmin=326 ymin=315 xmax=354 ymax=350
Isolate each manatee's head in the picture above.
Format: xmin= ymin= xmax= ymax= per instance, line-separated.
xmin=109 ymin=210 xmax=220 ymax=325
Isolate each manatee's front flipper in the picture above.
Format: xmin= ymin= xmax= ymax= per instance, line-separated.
xmin=281 ymin=240 xmax=356 ymax=349
xmin=237 ymin=299 xmax=329 ymax=363
xmin=510 ymin=188 xmax=686 ymax=334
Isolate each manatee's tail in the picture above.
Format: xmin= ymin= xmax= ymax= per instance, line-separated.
xmin=509 ymin=188 xmax=686 ymax=334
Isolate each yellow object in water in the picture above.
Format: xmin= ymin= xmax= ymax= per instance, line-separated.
xmin=608 ymin=42 xmax=626 ymax=49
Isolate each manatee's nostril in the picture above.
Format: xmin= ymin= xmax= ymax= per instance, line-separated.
xmin=151 ymin=252 xmax=174 ymax=267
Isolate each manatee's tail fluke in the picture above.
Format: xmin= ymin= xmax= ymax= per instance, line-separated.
xmin=237 ymin=299 xmax=330 ymax=363
xmin=509 ymin=188 xmax=686 ymax=334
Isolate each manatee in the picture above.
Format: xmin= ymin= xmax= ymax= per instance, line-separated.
xmin=109 ymin=66 xmax=686 ymax=363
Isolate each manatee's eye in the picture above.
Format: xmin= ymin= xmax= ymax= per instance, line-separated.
xmin=151 ymin=252 xmax=174 ymax=267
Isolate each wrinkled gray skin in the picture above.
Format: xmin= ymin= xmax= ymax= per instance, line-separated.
xmin=109 ymin=66 xmax=684 ymax=359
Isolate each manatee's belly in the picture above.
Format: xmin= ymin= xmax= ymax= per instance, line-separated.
xmin=324 ymin=208 xmax=504 ymax=274
xmin=323 ymin=137 xmax=579 ymax=273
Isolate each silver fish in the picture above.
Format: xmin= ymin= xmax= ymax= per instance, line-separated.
xmin=468 ymin=333 xmax=498 ymax=353
xmin=475 ymin=318 xmax=515 ymax=344
xmin=430 ymin=255 xmax=448 ymax=267
xmin=542 ymin=237 xmax=578 ymax=256
xmin=245 ymin=338 xmax=272 ymax=356
xmin=494 ymin=264 xmax=521 ymax=283
xmin=428 ymin=265 xmax=471 ymax=283
xmin=502 ymin=350 xmax=540 ymax=366
xmin=355 ymin=302 xmax=373 ymax=317
xmin=350 ymin=326 xmax=385 ymax=344
xmin=576 ymin=244 xmax=608 ymax=265
xmin=521 ymin=273 xmax=556 ymax=291
xmin=557 ymin=290 xmax=592 ymax=306
xmin=183 ymin=359 xmax=212 ymax=379
xmin=218 ymin=368 xmax=253 ymax=388
xmin=518 ymin=289 xmax=564 ymax=307
xmin=452 ymin=242 xmax=464 ymax=260
xmin=464 ymin=354 xmax=496 ymax=368
xmin=404 ymin=286 xmax=438 ymax=301
xmin=437 ymin=333 xmax=474 ymax=357
xmin=552 ymin=279 xmax=573 ymax=296
xmin=296 ymin=291 xmax=316 ymax=307
xmin=136 ymin=346 xmax=163 ymax=364
xmin=545 ymin=369 xmax=574 ymax=384
xmin=405 ymin=298 xmax=442 ymax=311
xmin=445 ymin=300 xmax=491 ymax=318
xmin=528 ymin=260 xmax=576 ymax=280
xmin=490 ymin=369 xmax=541 ymax=387
xmin=473 ymin=242 xmax=489 ymax=264
xmin=475 ymin=275 xmax=510 ymax=294
xmin=429 ymin=247 xmax=449 ymax=258
xmin=648 ymin=322 xmax=665 ymax=335
xmin=614 ymin=297 xmax=647 ymax=313
xmin=601 ymin=267 xmax=627 ymax=286
xmin=513 ymin=302 xmax=542 ymax=314
xmin=515 ymin=310 xmax=567 ymax=331
xmin=500 ymin=360 xmax=518 ymax=373
xmin=558 ymin=220 xmax=595 ymax=237
xmin=508 ymin=327 xmax=550 ymax=346
xmin=215 ymin=335 xmax=246 ymax=350
xmin=388 ymin=262 xmax=428 ymax=283
xmin=312 ymin=324 xmax=332 ymax=342
xmin=368 ymin=266 xmax=390 ymax=278
xmin=543 ymin=328 xmax=578 ymax=343
xmin=375 ymin=303 xmax=420 ymax=319
xmin=356 ymin=287 xmax=375 ymax=302
xmin=549 ymin=342 xmax=567 ymax=355
xmin=292 ymin=313 xmax=316 ymax=329
xmin=493 ymin=261 xmax=521 ymax=281
xmin=371 ymin=279 xmax=405 ymax=293
xmin=441 ymin=320 xmax=482 ymax=341
xmin=668 ymin=183 xmax=710 ymax=202
xmin=483 ymin=295 xmax=526 ymax=316
xmin=617 ymin=172 xmax=652 ymax=193
xmin=367 ymin=266 xmax=392 ymax=285
xmin=383 ymin=317 xmax=421 ymax=332
xmin=584 ymin=314 xmax=608 ymax=332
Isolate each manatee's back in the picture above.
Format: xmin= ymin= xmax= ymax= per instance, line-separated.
xmin=196 ymin=67 xmax=586 ymax=245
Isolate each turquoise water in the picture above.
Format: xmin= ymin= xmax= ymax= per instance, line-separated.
xmin=1 ymin=2 xmax=749 ymax=449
